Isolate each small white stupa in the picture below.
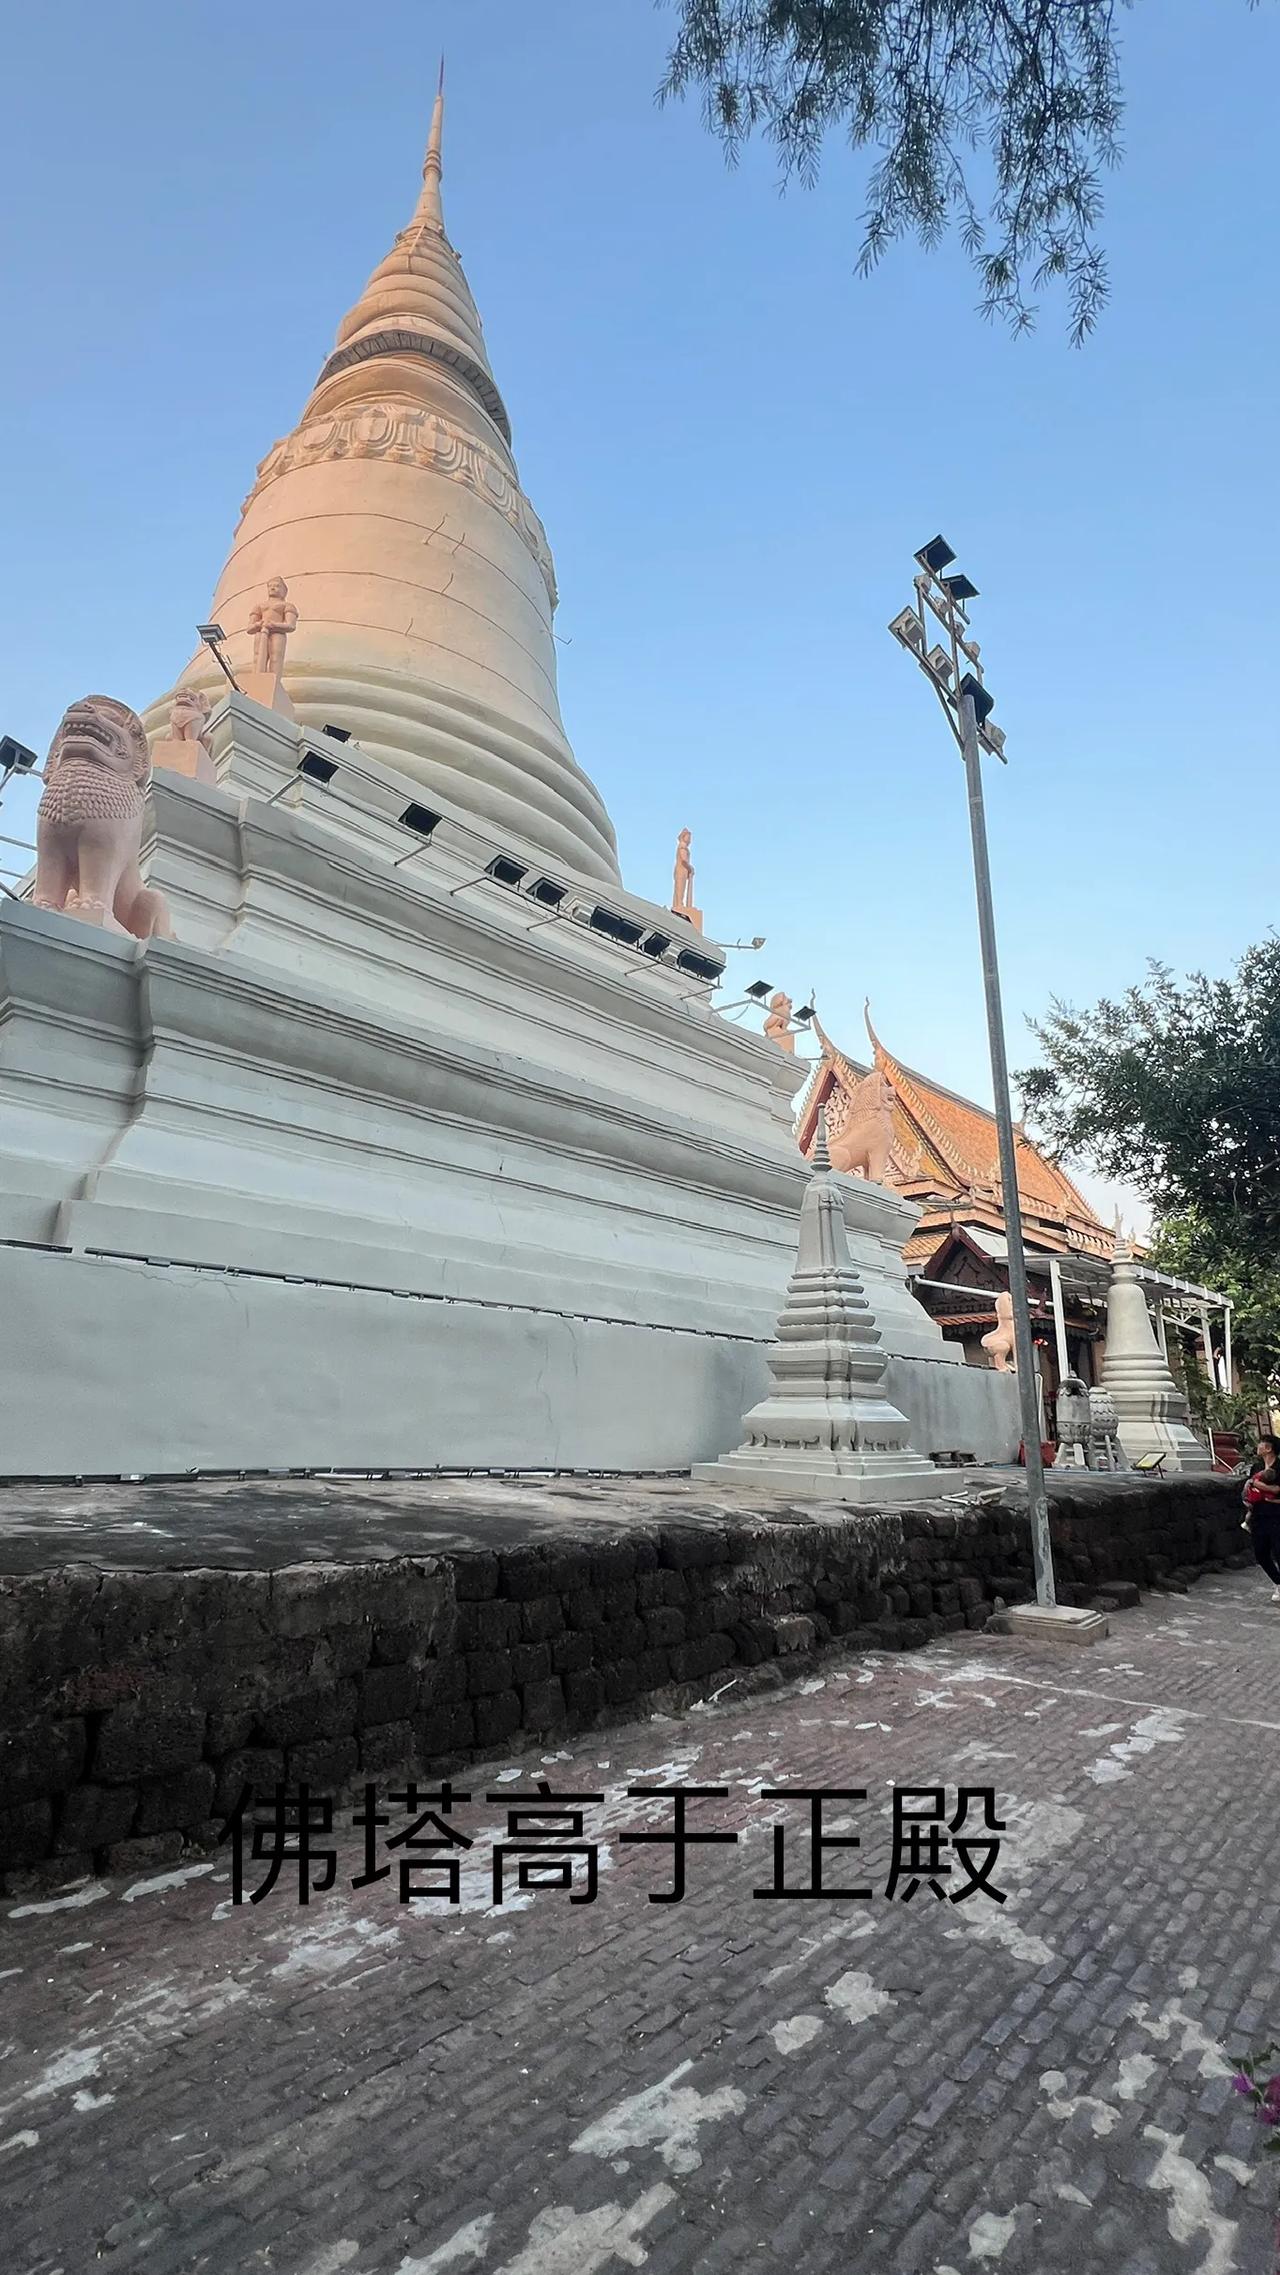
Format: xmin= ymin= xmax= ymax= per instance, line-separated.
xmin=1101 ymin=1246 xmax=1213 ymax=1473
xmin=693 ymin=1113 xmax=941 ymax=1502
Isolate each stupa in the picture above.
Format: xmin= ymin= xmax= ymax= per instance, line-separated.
xmin=144 ymin=80 xmax=618 ymax=886
xmin=694 ymin=1116 xmax=941 ymax=1501
xmin=1101 ymin=1247 xmax=1213 ymax=1473
xmin=0 ymin=94 xmax=1017 ymax=1480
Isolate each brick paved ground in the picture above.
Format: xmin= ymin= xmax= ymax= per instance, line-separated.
xmin=2 ymin=1568 xmax=1278 ymax=2275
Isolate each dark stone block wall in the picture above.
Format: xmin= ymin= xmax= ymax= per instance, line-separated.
xmin=0 ymin=1475 xmax=1246 ymax=1891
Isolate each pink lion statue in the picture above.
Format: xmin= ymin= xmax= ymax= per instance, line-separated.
xmin=982 ymin=1290 xmax=1017 ymax=1371
xmin=33 ymin=695 xmax=175 ymax=940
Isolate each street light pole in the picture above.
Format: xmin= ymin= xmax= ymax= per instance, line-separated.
xmin=891 ymin=539 xmax=1056 ymax=1610
xmin=956 ymin=683 xmax=1055 ymax=1605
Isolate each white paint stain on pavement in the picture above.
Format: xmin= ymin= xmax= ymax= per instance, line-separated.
xmin=1055 ymin=2184 xmax=1092 ymax=2208
xmin=271 ymin=1910 xmax=400 ymax=1980
xmin=493 ymin=2187 xmax=674 ymax=2273
xmin=0 ymin=2131 xmax=39 ymax=2157
xmin=1214 ymin=2154 xmax=1254 ymax=2185
xmin=1144 ymin=2126 xmax=1237 ymax=2275
xmin=770 ymin=2015 xmax=822 ymax=2055
xmin=1039 ymin=2071 xmax=1119 ymax=2137
xmin=1084 ymin=1709 xmax=1186 ymax=1786
xmin=6 ymin=1883 xmax=109 ymax=1920
xmin=825 ymin=1970 xmax=892 ymax=2027
xmin=945 ymin=1799 xmax=1083 ymax=1971
xmin=299 ymin=2245 xmax=362 ymax=2275
xmin=1116 ymin=2054 xmax=1157 ymax=2100
xmin=22 ymin=2045 xmax=105 ymax=2103
xmin=571 ymin=2061 xmax=745 ymax=2176
xmin=1131 ymin=1994 xmax=1229 ymax=2079
xmin=968 ymin=2209 xmax=1017 ymax=2260
xmin=121 ymin=1862 xmax=215 ymax=1902
xmin=397 ymin=2213 xmax=495 ymax=2272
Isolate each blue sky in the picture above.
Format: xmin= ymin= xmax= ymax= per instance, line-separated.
xmin=4 ymin=0 xmax=1277 ymax=1226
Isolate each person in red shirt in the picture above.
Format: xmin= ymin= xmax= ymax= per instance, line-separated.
xmin=1243 ymin=1434 xmax=1280 ymax=1601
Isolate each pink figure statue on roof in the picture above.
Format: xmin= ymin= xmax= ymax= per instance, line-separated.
xmin=764 ymin=991 xmax=796 ymax=1052
xmin=671 ymin=827 xmax=703 ymax=933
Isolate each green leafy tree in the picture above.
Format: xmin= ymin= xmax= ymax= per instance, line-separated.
xmin=659 ymin=2 xmax=1264 ymax=342
xmin=1019 ymin=940 xmax=1280 ymax=1378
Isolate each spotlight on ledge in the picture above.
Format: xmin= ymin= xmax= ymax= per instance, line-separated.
xmin=0 ymin=736 xmax=39 ymax=778
xmin=793 ymin=1003 xmax=816 ymax=1025
xmin=321 ymin=724 xmax=352 ymax=743
xmin=399 ymin=803 xmax=441 ymax=838
xmin=298 ymin=751 xmax=339 ymax=786
xmin=197 ymin=622 xmax=242 ymax=693
xmin=744 ymin=980 xmax=773 ymax=1002
xmin=915 ymin=535 xmax=956 ymax=576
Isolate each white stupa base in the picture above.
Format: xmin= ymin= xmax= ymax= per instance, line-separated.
xmin=1114 ymin=1418 xmax=1213 ymax=1475
xmin=692 ymin=1452 xmax=944 ymax=1505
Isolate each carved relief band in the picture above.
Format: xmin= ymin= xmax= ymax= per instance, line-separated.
xmin=238 ymin=406 xmax=558 ymax=607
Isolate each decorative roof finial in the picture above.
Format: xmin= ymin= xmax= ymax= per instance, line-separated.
xmin=864 ymin=998 xmax=886 ymax=1063
xmin=420 ymin=66 xmax=446 ymax=228
xmin=812 ymin=1107 xmax=833 ymax=1174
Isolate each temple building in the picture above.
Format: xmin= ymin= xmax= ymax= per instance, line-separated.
xmin=795 ymin=1007 xmax=1114 ymax=1392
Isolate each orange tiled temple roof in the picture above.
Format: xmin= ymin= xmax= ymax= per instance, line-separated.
xmin=794 ymin=1005 xmax=1111 ymax=1260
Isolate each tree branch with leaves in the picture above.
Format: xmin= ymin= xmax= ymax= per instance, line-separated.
xmin=658 ymin=2 xmax=1266 ymax=341
xmin=1019 ymin=939 xmax=1280 ymax=1376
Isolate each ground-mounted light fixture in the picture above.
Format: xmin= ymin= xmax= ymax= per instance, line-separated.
xmin=298 ymin=751 xmax=339 ymax=786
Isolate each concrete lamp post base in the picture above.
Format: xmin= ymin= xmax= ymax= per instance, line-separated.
xmin=1006 ymin=1603 xmax=1110 ymax=1647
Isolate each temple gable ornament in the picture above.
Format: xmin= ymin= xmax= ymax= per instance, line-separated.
xmin=826 ymin=1068 xmax=894 ymax=1185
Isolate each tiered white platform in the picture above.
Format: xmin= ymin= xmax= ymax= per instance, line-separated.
xmin=0 ymin=700 xmax=1018 ymax=1479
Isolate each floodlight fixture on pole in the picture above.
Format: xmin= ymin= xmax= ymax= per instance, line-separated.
xmin=0 ymin=736 xmax=39 ymax=781
xmin=915 ymin=536 xmax=956 ymax=576
xmin=197 ymin=622 xmax=242 ymax=694
xmin=891 ymin=538 xmax=1058 ymax=1612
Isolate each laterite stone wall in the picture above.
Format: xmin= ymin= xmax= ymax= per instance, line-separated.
xmin=0 ymin=1475 xmax=1245 ymax=1891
